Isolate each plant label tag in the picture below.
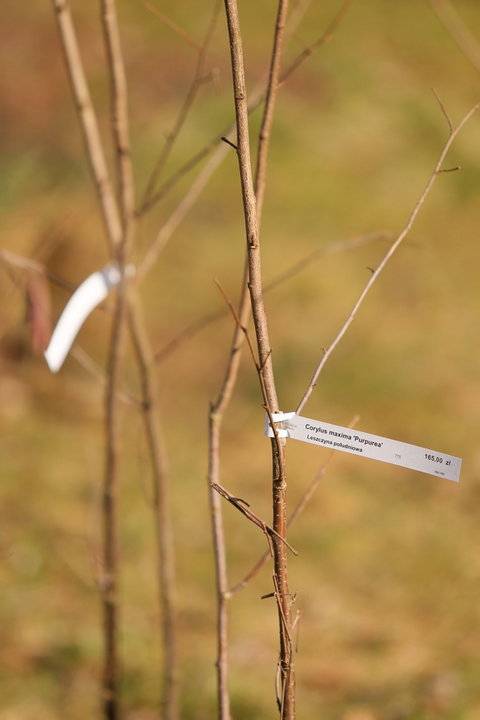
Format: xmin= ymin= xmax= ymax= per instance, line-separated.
xmin=266 ymin=413 xmax=461 ymax=482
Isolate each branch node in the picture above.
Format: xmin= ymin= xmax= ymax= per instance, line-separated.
xmin=233 ymin=496 xmax=250 ymax=507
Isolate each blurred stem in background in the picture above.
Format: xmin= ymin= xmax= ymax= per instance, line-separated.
xmin=51 ymin=0 xmax=179 ymax=717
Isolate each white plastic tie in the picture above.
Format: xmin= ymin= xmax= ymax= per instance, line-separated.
xmin=264 ymin=411 xmax=296 ymax=439
xmin=44 ymin=263 xmax=135 ymax=373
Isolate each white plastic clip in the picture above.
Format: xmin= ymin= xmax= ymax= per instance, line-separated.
xmin=264 ymin=411 xmax=295 ymax=438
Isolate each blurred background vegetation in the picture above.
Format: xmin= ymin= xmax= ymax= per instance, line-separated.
xmin=1 ymin=0 xmax=480 ymax=718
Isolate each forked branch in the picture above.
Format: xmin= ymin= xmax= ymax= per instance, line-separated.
xmin=207 ymin=1 xmax=293 ymax=714
xmin=138 ymin=0 xmax=355 ymax=219
xmin=228 ymin=415 xmax=359 ymax=596
xmin=222 ymin=1 xmax=296 ymax=717
xmin=140 ymin=0 xmax=222 ymax=212
xmin=211 ymin=482 xmax=297 ymax=556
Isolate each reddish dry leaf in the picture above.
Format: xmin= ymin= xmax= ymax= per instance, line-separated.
xmin=26 ymin=269 xmax=52 ymax=354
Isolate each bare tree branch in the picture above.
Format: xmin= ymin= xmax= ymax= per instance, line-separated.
xmin=0 ymin=247 xmax=77 ymax=293
xmin=254 ymin=0 xmax=289 ymax=220
xmin=128 ymin=295 xmax=179 ymax=720
xmin=138 ymin=0 xmax=355 ymax=218
xmin=210 ymin=3 xmax=290 ymax=691
xmin=140 ymin=0 xmax=223 ymax=212
xmin=69 ymin=345 xmax=141 ymax=408
xmin=144 ymin=3 xmax=203 ymax=51
xmin=51 ymin=0 xmax=122 ymax=253
xmin=51 ymin=3 xmax=126 ymax=715
xmin=222 ymin=1 xmax=296 ymax=717
xmin=228 ymin=415 xmax=359 ymax=597
xmin=99 ymin=2 xmax=139 ymax=715
xmin=101 ymin=0 xmax=136 ymax=230
xmin=211 ymin=482 xmax=297 ymax=556
xmin=281 ymin=0 xmax=355 ymax=82
xmin=206 ymin=6 xmax=361 ymax=713
xmin=0 ymin=248 xmax=47 ymax=276
xmin=155 ymin=232 xmax=386 ymax=363
xmin=426 ymin=0 xmax=480 ymax=76
xmin=296 ymin=102 xmax=480 ymax=416
xmin=138 ymin=144 xmax=229 ymax=281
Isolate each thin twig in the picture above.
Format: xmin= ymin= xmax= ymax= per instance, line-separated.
xmin=281 ymin=0 xmax=355 ymax=82
xmin=138 ymin=0 xmax=355 ymax=218
xmin=228 ymin=415 xmax=360 ymax=596
xmin=136 ymin=136 xmax=223 ymax=218
xmin=155 ymin=232 xmax=386 ymax=363
xmin=144 ymin=3 xmax=203 ymax=51
xmin=101 ymin=0 xmax=135 ymax=230
xmin=155 ymin=307 xmax=227 ymax=364
xmin=211 ymin=483 xmax=297 ymax=555
xmin=426 ymin=0 xmax=480 ymax=76
xmin=254 ymin=0 xmax=289 ymax=220
xmin=209 ymin=272 xmax=257 ymax=720
xmin=71 ymin=345 xmax=141 ymax=408
xmin=213 ymin=281 xmax=279 ymax=457
xmin=127 ymin=295 xmax=179 ymax=720
xmin=296 ymin=102 xmax=480 ymax=416
xmin=432 ymin=87 xmax=453 ymax=133
xmin=0 ymin=248 xmax=46 ymax=276
xmin=0 ymin=247 xmax=76 ymax=293
xmin=138 ymin=144 xmax=229 ymax=281
xmin=213 ymin=279 xmax=259 ymax=376
xmin=286 ymin=0 xmax=312 ymax=36
xmin=140 ymin=0 xmax=222 ymax=213
xmin=264 ymin=231 xmax=389 ymax=294
xmin=207 ymin=406 xmax=232 ymax=720
xmin=221 ymin=136 xmax=238 ymax=151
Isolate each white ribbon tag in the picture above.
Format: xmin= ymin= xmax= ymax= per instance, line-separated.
xmin=265 ymin=413 xmax=461 ymax=482
xmin=44 ymin=264 xmax=131 ymax=373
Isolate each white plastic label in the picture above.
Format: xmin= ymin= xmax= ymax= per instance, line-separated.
xmin=265 ymin=413 xmax=461 ymax=483
xmin=44 ymin=264 xmax=133 ymax=373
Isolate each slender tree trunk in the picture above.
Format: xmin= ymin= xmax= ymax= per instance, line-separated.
xmin=222 ymin=1 xmax=295 ymax=716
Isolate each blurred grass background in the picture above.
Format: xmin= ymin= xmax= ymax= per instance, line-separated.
xmin=1 ymin=0 xmax=480 ymax=718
